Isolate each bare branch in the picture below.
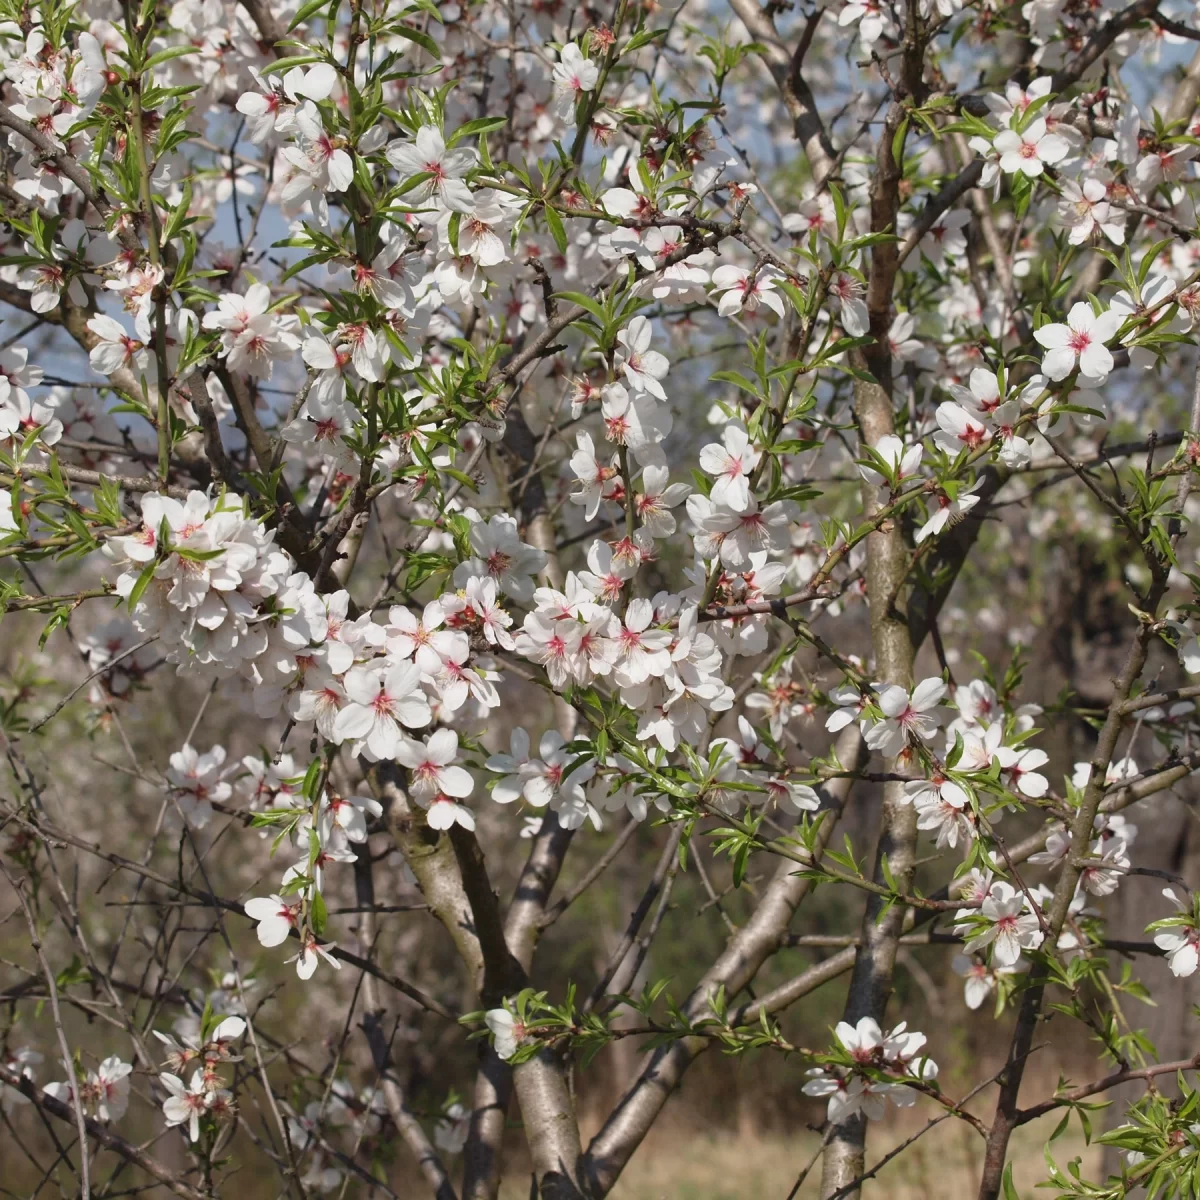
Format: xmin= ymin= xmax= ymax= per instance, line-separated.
xmin=0 ymin=863 xmax=92 ymax=1200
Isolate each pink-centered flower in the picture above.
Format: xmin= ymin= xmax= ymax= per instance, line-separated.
xmin=964 ymin=882 xmax=1044 ymax=966
xmin=396 ymin=728 xmax=474 ymax=799
xmin=710 ymin=264 xmax=786 ymax=318
xmin=993 ymin=118 xmax=1069 ymax=177
xmin=1033 ymin=302 xmax=1123 ymax=382
xmin=699 ymin=426 xmax=760 ymax=512
xmin=865 ymin=678 xmax=947 ymax=756
xmin=332 ymin=662 xmax=432 ymax=759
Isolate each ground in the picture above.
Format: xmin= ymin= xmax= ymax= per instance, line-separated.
xmin=494 ymin=1114 xmax=1096 ymax=1199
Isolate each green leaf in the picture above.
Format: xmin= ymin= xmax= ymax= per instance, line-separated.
xmin=261 ymin=54 xmax=326 ymax=76
xmin=891 ymin=116 xmax=910 ymax=167
xmin=946 ymin=731 xmax=964 ymax=769
xmin=830 ymin=182 xmax=847 ymax=243
xmin=1001 ymin=1161 xmax=1020 ymax=1200
xmin=38 ymin=606 xmax=70 ymax=649
xmin=623 ymin=27 xmax=668 ymax=54
xmin=447 ymin=116 xmax=508 ymax=145
xmin=289 ymin=0 xmax=332 ymax=30
xmin=126 ymin=559 xmax=157 ymax=612
xmin=391 ymin=24 xmax=442 ymax=59
xmin=553 ymin=291 xmax=607 ymax=323
xmin=544 ymin=204 xmax=568 ymax=255
xmin=709 ymin=370 xmax=763 ymax=399
xmin=142 ymin=45 xmax=201 ymax=73
xmin=310 ymin=889 xmax=327 ymax=936
xmin=1010 ymin=170 xmax=1033 ymax=218
xmin=161 ymin=180 xmax=194 ymax=246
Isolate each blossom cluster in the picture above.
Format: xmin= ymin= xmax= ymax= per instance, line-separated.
xmin=153 ymin=1016 xmax=244 ymax=1142
xmin=44 ymin=1056 xmax=132 ymax=1123
xmin=108 ymin=491 xmax=299 ymax=687
xmin=802 ymin=1017 xmax=938 ymax=1123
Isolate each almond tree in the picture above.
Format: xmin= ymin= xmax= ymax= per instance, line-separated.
xmin=2 ymin=0 xmax=1200 ymax=1198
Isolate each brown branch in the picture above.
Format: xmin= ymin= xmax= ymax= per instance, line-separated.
xmin=584 ymin=825 xmax=684 ymax=1015
xmin=370 ymin=763 xmax=508 ymax=1200
xmin=0 ymin=803 xmax=456 ymax=1020
xmin=0 ymin=104 xmax=132 ymax=245
xmin=447 ymin=824 xmax=584 ymax=1200
xmin=184 ymin=371 xmax=238 ymax=488
xmin=0 ymin=863 xmax=92 ymax=1199
xmin=3 ymin=587 xmax=114 ymax=613
xmin=238 ymin=0 xmax=288 ymax=52
xmin=353 ymin=848 xmax=457 ymax=1200
xmin=818 ymin=54 xmax=918 ymax=1185
xmin=1016 ymin=1053 xmax=1200 ymax=1125
xmin=506 ymin=810 xmax=576 ymax=968
xmin=538 ymin=818 xmax=640 ymax=929
xmin=726 ymin=0 xmax=836 ymax=182
xmin=3 ymin=464 xmax=185 ymax=497
xmin=1121 ymin=684 xmax=1200 ymax=716
xmin=27 ymin=637 xmax=157 ymax=734
xmin=976 ymin=613 xmax=1172 ymax=1199
xmin=581 ymin=724 xmax=867 ymax=1195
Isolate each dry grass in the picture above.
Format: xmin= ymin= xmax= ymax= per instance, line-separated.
xmin=491 ymin=1115 xmax=1097 ymax=1199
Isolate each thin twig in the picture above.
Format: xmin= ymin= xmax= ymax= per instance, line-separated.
xmin=0 ymin=861 xmax=92 ymax=1200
